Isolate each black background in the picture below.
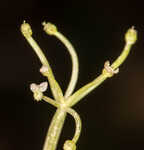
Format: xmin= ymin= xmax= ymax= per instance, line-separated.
xmin=0 ymin=0 xmax=144 ymax=150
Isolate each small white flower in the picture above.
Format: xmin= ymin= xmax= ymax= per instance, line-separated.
xmin=38 ymin=82 xmax=48 ymax=92
xmin=30 ymin=82 xmax=48 ymax=101
xmin=30 ymin=83 xmax=39 ymax=92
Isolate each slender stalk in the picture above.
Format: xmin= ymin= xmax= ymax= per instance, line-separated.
xmin=111 ymin=43 xmax=132 ymax=69
xmin=111 ymin=26 xmax=137 ymax=70
xmin=54 ymin=31 xmax=79 ymax=98
xmin=42 ymin=96 xmax=60 ymax=108
xmin=42 ymin=22 xmax=79 ymax=98
xmin=24 ymin=36 xmax=49 ymax=66
xmin=66 ymin=108 xmax=82 ymax=143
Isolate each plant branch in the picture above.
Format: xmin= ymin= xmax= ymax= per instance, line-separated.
xmin=42 ymin=22 xmax=79 ymax=98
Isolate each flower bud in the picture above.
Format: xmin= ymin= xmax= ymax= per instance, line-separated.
xmin=39 ymin=82 xmax=48 ymax=92
xmin=30 ymin=82 xmax=48 ymax=102
xmin=63 ymin=140 xmax=76 ymax=150
xmin=42 ymin=22 xmax=57 ymax=35
xmin=125 ymin=26 xmax=137 ymax=45
xmin=20 ymin=21 xmax=32 ymax=38
xmin=40 ymin=65 xmax=49 ymax=73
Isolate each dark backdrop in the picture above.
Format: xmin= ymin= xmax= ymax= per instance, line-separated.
xmin=0 ymin=1 xmax=144 ymax=150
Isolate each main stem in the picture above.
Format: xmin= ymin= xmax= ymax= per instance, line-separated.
xmin=43 ymin=108 xmax=67 ymax=150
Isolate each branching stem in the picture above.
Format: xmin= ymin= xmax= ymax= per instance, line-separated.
xmin=21 ymin=21 xmax=137 ymax=150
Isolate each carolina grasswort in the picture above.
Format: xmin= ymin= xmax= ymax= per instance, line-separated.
xmin=20 ymin=21 xmax=137 ymax=150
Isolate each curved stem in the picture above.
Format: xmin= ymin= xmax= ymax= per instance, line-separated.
xmin=54 ymin=32 xmax=79 ymax=98
xmin=111 ymin=43 xmax=132 ymax=69
xmin=42 ymin=22 xmax=79 ymax=98
xmin=66 ymin=108 xmax=82 ymax=143
xmin=111 ymin=26 xmax=137 ymax=70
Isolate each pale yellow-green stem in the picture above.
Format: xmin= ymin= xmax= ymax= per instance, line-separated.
xmin=41 ymin=100 xmax=81 ymax=150
xmin=66 ymin=108 xmax=82 ymax=143
xmin=58 ymin=107 xmax=81 ymax=150
xmin=20 ymin=22 xmax=49 ymax=66
xmin=54 ymin=32 xmax=79 ymax=98
xmin=112 ymin=26 xmax=137 ymax=70
xmin=111 ymin=43 xmax=132 ymax=70
xmin=42 ymin=96 xmax=60 ymax=108
xmin=66 ymin=74 xmax=107 ymax=107
xmin=42 ymin=108 xmax=67 ymax=150
xmin=42 ymin=22 xmax=79 ymax=98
